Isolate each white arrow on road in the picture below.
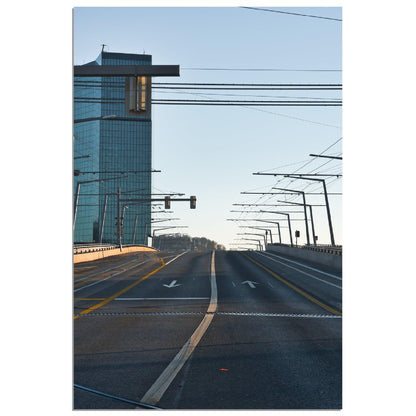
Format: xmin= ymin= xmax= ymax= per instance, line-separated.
xmin=163 ymin=280 xmax=182 ymax=288
xmin=241 ymin=280 xmax=259 ymax=289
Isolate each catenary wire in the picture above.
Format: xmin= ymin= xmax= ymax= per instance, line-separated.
xmin=240 ymin=6 xmax=342 ymax=22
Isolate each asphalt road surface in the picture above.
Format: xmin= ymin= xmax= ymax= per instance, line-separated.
xmin=73 ymin=249 xmax=342 ymax=409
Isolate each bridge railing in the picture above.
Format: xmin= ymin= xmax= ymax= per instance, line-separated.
xmin=73 ymin=243 xmax=151 ymax=254
xmin=268 ymin=243 xmax=342 ymax=256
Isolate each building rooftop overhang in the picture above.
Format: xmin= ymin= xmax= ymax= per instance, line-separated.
xmin=74 ymin=65 xmax=180 ymax=77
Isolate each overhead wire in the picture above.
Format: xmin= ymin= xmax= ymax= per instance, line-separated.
xmin=240 ymin=6 xmax=342 ymax=22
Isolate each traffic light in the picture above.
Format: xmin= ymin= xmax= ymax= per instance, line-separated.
xmin=190 ymin=195 xmax=196 ymax=209
xmin=164 ymin=196 xmax=171 ymax=209
xmin=295 ymin=230 xmax=300 ymax=238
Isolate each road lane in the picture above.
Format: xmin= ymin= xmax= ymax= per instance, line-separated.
xmin=158 ymin=251 xmax=342 ymax=409
xmin=74 ymin=251 xmax=213 ymax=409
xmin=246 ymin=251 xmax=342 ymax=313
xmin=74 ymin=249 xmax=342 ymax=409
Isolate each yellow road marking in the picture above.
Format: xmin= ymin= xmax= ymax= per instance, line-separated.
xmin=74 ymin=258 xmax=166 ymax=320
xmin=74 ymin=298 xmax=106 ymax=301
xmin=242 ymin=253 xmax=342 ymax=316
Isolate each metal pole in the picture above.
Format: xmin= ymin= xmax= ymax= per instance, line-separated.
xmin=301 ymin=192 xmax=310 ymax=245
xmin=284 ymin=176 xmax=336 ymax=246
xmin=99 ymin=195 xmax=108 ymax=243
xmin=132 ymin=214 xmax=139 ymax=244
xmin=276 ymin=223 xmax=281 ymax=244
xmin=117 ymin=187 xmax=122 ymax=250
xmin=309 ymin=205 xmax=317 ymax=246
xmin=322 ymin=180 xmax=336 ymax=246
xmin=144 ymin=223 xmax=148 ymax=245
xmin=273 ymin=189 xmax=311 ymax=245
xmin=73 ymin=182 xmax=81 ymax=230
xmin=287 ymin=215 xmax=293 ymax=247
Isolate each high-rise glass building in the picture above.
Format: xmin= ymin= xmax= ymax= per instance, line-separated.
xmin=74 ymin=51 xmax=153 ymax=245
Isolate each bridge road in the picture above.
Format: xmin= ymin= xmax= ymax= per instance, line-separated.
xmin=73 ymin=250 xmax=212 ymax=409
xmin=73 ymin=249 xmax=342 ymax=409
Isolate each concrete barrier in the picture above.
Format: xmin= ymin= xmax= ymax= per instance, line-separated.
xmin=266 ymin=244 xmax=342 ymax=273
xmin=73 ymin=246 xmax=157 ymax=264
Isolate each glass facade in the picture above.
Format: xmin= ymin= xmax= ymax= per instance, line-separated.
xmin=73 ymin=52 xmax=152 ymax=245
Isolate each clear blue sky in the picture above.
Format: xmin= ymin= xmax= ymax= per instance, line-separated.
xmin=73 ymin=6 xmax=343 ymax=248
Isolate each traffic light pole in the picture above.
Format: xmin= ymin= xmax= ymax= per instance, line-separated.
xmin=116 ymin=195 xmax=196 ymax=248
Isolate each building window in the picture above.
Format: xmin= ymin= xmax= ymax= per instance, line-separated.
xmin=127 ymin=76 xmax=148 ymax=113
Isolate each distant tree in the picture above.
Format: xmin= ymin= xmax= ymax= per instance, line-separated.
xmin=153 ymin=233 xmax=225 ymax=251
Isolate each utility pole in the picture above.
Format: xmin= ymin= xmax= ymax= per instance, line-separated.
xmin=261 ymin=211 xmax=293 ymax=247
xmin=117 ymin=187 xmax=122 ymax=250
xmin=249 ymin=172 xmax=339 ymax=246
xmin=274 ymin=187 xmax=310 ymax=246
xmin=285 ymin=175 xmax=335 ymax=246
xmin=227 ymin=218 xmax=283 ymax=244
xmin=237 ymin=233 xmax=267 ymax=247
xmin=240 ymin=226 xmax=274 ymax=245
xmin=235 ymin=201 xmax=321 ymax=246
xmin=99 ymin=194 xmax=109 ymax=243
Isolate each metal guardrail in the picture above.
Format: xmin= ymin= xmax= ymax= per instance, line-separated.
xmin=301 ymin=245 xmax=342 ymax=256
xmin=268 ymin=243 xmax=342 ymax=256
xmin=73 ymin=243 xmax=118 ymax=254
xmin=73 ymin=243 xmax=150 ymax=255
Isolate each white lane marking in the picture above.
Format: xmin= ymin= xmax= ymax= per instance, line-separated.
xmin=113 ymin=297 xmax=209 ymax=301
xmin=140 ymin=251 xmax=217 ymax=406
xmin=163 ymin=280 xmax=182 ymax=288
xmin=255 ymin=252 xmax=342 ymax=290
xmin=74 ymin=257 xmax=143 ymax=283
xmin=164 ymin=251 xmax=189 ymax=265
xmin=74 ymin=259 xmax=150 ymax=293
xmin=261 ymin=251 xmax=342 ymax=280
xmin=241 ymin=280 xmax=259 ymax=289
